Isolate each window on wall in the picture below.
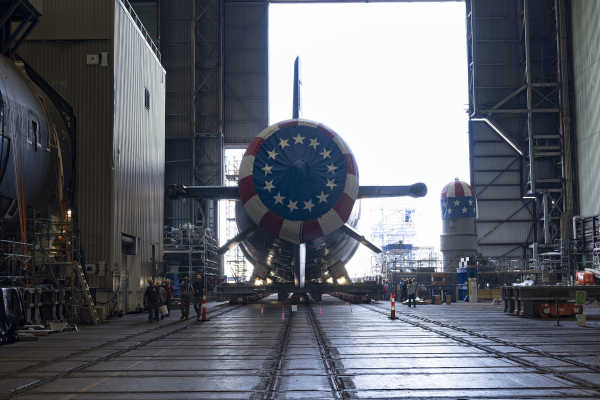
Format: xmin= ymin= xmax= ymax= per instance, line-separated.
xmin=144 ymin=88 xmax=150 ymax=110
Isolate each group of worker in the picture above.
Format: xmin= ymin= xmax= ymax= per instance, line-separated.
xmin=143 ymin=277 xmax=204 ymax=322
xmin=384 ymin=278 xmax=418 ymax=308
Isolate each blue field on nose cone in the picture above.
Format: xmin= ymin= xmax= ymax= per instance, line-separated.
xmin=253 ymin=124 xmax=347 ymax=221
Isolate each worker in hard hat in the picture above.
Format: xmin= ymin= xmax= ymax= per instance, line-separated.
xmin=180 ymin=276 xmax=194 ymax=320
xmin=407 ymin=278 xmax=417 ymax=308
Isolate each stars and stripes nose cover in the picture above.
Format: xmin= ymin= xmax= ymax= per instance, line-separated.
xmin=441 ymin=180 xmax=477 ymax=220
xmin=238 ymin=119 xmax=359 ymax=244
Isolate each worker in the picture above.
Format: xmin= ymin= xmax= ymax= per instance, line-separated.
xmin=192 ymin=278 xmax=203 ymax=321
xmin=180 ymin=276 xmax=194 ymax=320
xmin=143 ymin=280 xmax=161 ymax=322
xmin=401 ymin=279 xmax=408 ymax=302
xmin=157 ymin=282 xmax=169 ymax=319
xmin=161 ymin=279 xmax=172 ymax=314
xmin=407 ymin=278 xmax=417 ymax=308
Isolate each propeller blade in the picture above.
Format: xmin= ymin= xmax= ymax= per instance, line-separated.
xmin=217 ymin=227 xmax=256 ymax=255
xmin=340 ymin=224 xmax=382 ymax=254
xmin=358 ymin=183 xmax=427 ymax=199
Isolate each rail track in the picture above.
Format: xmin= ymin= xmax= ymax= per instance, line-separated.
xmin=5 ymin=302 xmax=244 ymax=399
xmin=360 ymin=302 xmax=600 ymax=393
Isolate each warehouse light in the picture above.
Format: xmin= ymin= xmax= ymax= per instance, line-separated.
xmin=266 ymin=277 xmax=272 ymax=285
xmin=326 ymin=277 xmax=334 ymax=284
xmin=336 ymin=276 xmax=347 ymax=285
xmin=254 ymin=278 xmax=264 ymax=286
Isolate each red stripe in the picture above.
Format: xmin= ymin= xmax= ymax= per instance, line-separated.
xmin=279 ymin=120 xmax=299 ymax=128
xmin=259 ymin=211 xmax=284 ymax=237
xmin=239 ymin=175 xmax=256 ymax=204
xmin=302 ymin=219 xmax=323 ymax=242
xmin=245 ymin=137 xmax=264 ymax=156
xmin=454 ymin=181 xmax=465 ymax=197
xmin=333 ymin=193 xmax=355 ymax=223
xmin=317 ymin=124 xmax=335 ymax=139
xmin=344 ymin=154 xmax=357 ymax=176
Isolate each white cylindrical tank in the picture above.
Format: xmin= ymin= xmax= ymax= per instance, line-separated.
xmin=440 ymin=179 xmax=477 ymax=272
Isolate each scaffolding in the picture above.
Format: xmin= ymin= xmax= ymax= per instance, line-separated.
xmin=222 ymin=149 xmax=248 ymax=282
xmin=370 ymin=207 xmax=417 ymax=249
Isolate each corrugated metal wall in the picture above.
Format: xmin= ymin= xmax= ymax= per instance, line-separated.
xmin=160 ymin=0 xmax=196 ymax=225
xmin=113 ymin=0 xmax=166 ymax=309
xmin=27 ymin=0 xmax=114 ymax=40
xmin=20 ymin=0 xmax=115 ymax=265
xmin=571 ymin=1 xmax=600 ymax=217
xmin=224 ymin=1 xmax=268 ymax=145
xmin=21 ymin=0 xmax=166 ymax=311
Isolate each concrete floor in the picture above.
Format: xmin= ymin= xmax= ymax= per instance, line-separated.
xmin=1 ymin=296 xmax=600 ymax=399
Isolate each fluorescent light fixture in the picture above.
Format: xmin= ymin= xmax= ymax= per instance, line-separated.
xmin=471 ymin=117 xmax=524 ymax=156
xmin=522 ymin=195 xmax=537 ymax=199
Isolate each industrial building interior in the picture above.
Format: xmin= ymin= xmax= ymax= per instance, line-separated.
xmin=1 ymin=0 xmax=600 ymax=398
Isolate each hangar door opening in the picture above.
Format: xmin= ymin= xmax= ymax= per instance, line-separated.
xmin=268 ymin=2 xmax=469 ymax=278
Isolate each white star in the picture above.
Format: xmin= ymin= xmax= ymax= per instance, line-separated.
xmin=326 ymin=179 xmax=336 ymax=190
xmin=264 ymin=180 xmax=275 ymax=192
xmin=468 ymin=199 xmax=473 ymax=205
xmin=293 ymin=134 xmax=305 ymax=144
xmin=261 ymin=164 xmax=273 ymax=175
xmin=316 ymin=191 xmax=329 ymax=203
xmin=273 ymin=192 xmax=285 ymax=205
xmin=309 ymin=138 xmax=320 ymax=150
xmin=279 ymin=138 xmax=289 ymax=149
xmin=267 ymin=149 xmax=278 ymax=159
xmin=462 ymin=206 xmax=468 ymax=213
xmin=320 ymin=148 xmax=331 ymax=159
xmin=454 ymin=200 xmax=460 ymax=206
xmin=327 ymin=163 xmax=338 ymax=173
xmin=287 ymin=200 xmax=298 ymax=212
xmin=303 ymin=199 xmax=314 ymax=212
xmin=448 ymin=208 xmax=453 ymax=214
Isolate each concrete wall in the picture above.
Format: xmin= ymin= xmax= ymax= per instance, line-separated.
xmin=571 ymin=1 xmax=600 ymax=217
xmin=113 ymin=0 xmax=166 ymax=310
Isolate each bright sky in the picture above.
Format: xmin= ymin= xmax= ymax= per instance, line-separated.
xmin=268 ymin=2 xmax=470 ymax=277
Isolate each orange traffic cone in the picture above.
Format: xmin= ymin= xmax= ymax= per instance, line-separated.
xmin=201 ymin=290 xmax=208 ymax=321
xmin=390 ymin=293 xmax=396 ymax=320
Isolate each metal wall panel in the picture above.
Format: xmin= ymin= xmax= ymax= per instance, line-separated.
xmin=469 ymin=120 xmax=534 ymax=257
xmin=161 ymin=0 xmax=196 ymax=226
xmin=113 ymin=0 xmax=166 ymax=309
xmin=571 ymin=0 xmax=600 ymax=217
xmin=224 ymin=1 xmax=268 ymax=145
xmin=19 ymin=40 xmax=115 ymax=266
xmin=27 ymin=0 xmax=113 ymax=40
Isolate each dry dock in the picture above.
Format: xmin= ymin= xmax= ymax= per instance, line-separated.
xmin=1 ymin=296 xmax=600 ymax=399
